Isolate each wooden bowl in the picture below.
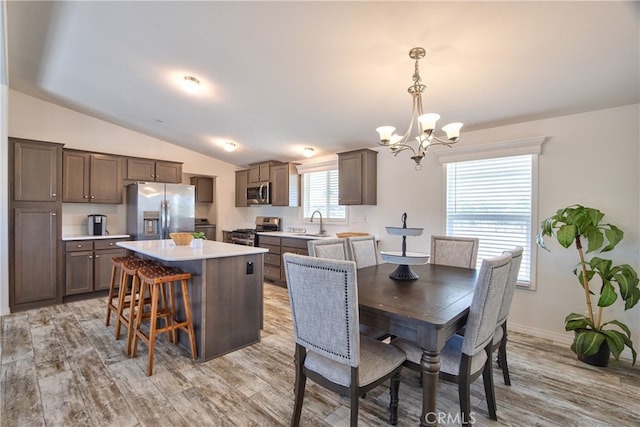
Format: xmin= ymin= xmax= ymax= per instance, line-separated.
xmin=170 ymin=232 xmax=194 ymax=246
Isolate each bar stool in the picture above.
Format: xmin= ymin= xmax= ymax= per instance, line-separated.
xmin=132 ymin=266 xmax=198 ymax=376
xmin=105 ymin=255 xmax=144 ymax=327
xmin=116 ymin=258 xmax=162 ymax=355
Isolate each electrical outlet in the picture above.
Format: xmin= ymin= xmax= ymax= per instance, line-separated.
xmin=246 ymin=262 xmax=254 ymax=274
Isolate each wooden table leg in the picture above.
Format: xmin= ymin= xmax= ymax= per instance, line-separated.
xmin=420 ymin=349 xmax=441 ymax=427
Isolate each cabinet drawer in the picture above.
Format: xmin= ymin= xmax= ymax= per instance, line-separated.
xmin=65 ymin=241 xmax=94 ymax=252
xmin=259 ymin=235 xmax=281 ymax=246
xmin=282 ymin=246 xmax=308 ymax=256
xmin=94 ymin=239 xmax=128 ymax=250
xmin=260 ymin=244 xmax=281 ymax=255
xmin=281 ymin=237 xmax=309 ymax=249
xmin=264 ymin=253 xmax=281 ymax=266
xmin=264 ymin=265 xmax=281 ymax=281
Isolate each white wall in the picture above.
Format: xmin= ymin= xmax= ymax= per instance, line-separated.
xmin=250 ymin=104 xmax=640 ymax=357
xmin=5 ymin=88 xmax=640 ymax=360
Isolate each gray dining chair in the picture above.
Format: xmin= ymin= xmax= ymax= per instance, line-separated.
xmin=306 ymin=238 xmax=349 ymax=260
xmin=430 ymin=235 xmax=480 ymax=269
xmin=492 ymin=246 xmax=523 ymax=386
xmin=392 ymin=252 xmax=512 ymax=425
xmin=345 ymin=235 xmax=390 ymax=341
xmin=283 ymin=253 xmax=406 ymax=427
xmin=346 ymin=235 xmax=383 ymax=269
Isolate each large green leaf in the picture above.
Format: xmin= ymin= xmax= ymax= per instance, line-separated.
xmin=564 ymin=313 xmax=593 ymax=331
xmin=557 ymin=224 xmax=576 ymax=248
xmin=597 ymin=281 xmax=617 ymax=307
xmin=602 ymin=225 xmax=623 ymax=252
xmin=601 ymin=329 xmax=625 ymax=357
xmin=573 ymin=330 xmax=606 ymax=356
xmin=584 ymin=226 xmax=604 ymax=253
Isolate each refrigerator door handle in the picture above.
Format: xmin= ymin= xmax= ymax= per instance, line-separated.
xmin=165 ymin=199 xmax=171 ymax=234
xmin=160 ymin=200 xmax=166 ymax=238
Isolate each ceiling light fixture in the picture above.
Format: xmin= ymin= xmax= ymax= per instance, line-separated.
xmin=182 ymin=75 xmax=201 ymax=93
xmin=303 ymin=147 xmax=315 ymax=157
xmin=376 ymin=47 xmax=463 ymax=170
xmin=224 ymin=141 xmax=237 ymax=152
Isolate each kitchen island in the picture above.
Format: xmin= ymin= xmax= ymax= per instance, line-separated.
xmin=117 ymin=239 xmax=267 ymax=361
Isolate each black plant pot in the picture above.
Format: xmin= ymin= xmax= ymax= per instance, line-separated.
xmin=577 ymin=340 xmax=610 ymax=367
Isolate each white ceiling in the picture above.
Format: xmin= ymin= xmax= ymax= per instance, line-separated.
xmin=6 ymin=1 xmax=639 ymax=167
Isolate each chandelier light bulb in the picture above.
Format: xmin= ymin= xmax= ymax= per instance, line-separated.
xmin=442 ymin=122 xmax=463 ymax=141
xmin=303 ymin=147 xmax=315 ymax=157
xmin=418 ymin=113 xmax=440 ymax=132
xmin=376 ymin=126 xmax=396 ymax=144
xmin=182 ymin=75 xmax=201 ymax=93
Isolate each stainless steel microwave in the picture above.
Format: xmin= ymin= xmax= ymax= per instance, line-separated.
xmin=247 ymin=183 xmax=271 ymax=205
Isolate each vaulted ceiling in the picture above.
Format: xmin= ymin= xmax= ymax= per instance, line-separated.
xmin=6 ymin=1 xmax=639 ymax=167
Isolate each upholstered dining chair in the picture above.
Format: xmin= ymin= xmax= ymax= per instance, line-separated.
xmin=430 ymin=235 xmax=480 ymax=269
xmin=345 ymin=235 xmax=390 ymax=341
xmin=392 ymin=253 xmax=512 ymax=426
xmin=306 ymin=238 xmax=349 ymax=260
xmin=346 ymin=235 xmax=384 ymax=269
xmin=492 ymin=246 xmax=523 ymax=386
xmin=283 ymin=253 xmax=406 ymax=427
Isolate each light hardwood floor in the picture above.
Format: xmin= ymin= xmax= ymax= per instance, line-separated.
xmin=1 ymin=283 xmax=639 ymax=426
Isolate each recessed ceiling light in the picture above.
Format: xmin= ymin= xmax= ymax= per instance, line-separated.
xmin=303 ymin=147 xmax=315 ymax=157
xmin=224 ymin=141 xmax=237 ymax=152
xmin=182 ymin=75 xmax=201 ymax=93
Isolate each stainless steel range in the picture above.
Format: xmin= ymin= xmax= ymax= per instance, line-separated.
xmin=231 ymin=216 xmax=281 ymax=246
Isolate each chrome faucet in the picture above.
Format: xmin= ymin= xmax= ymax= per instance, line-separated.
xmin=310 ymin=210 xmax=326 ymax=236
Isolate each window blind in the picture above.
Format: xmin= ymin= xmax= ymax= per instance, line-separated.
xmin=302 ymin=169 xmax=346 ymax=220
xmin=446 ymin=155 xmax=532 ymax=285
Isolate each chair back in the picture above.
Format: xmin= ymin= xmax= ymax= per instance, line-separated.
xmin=346 ymin=235 xmax=382 ymax=269
xmin=430 ymin=235 xmax=479 ymax=269
xmin=307 ymin=238 xmax=349 ymax=260
xmin=283 ymin=253 xmax=360 ymax=368
xmin=496 ymin=246 xmax=524 ymax=326
xmin=462 ymin=253 xmax=512 ymax=357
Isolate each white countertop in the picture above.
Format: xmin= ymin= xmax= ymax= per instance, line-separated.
xmin=62 ymin=234 xmax=130 ymax=241
xmin=257 ymin=231 xmax=336 ymax=240
xmin=117 ymin=239 xmax=267 ymax=261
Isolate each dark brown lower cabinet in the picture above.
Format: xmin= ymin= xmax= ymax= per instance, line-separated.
xmin=64 ymin=239 xmax=127 ymax=296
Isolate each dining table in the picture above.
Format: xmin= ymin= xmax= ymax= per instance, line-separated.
xmin=356 ymin=262 xmax=479 ymax=427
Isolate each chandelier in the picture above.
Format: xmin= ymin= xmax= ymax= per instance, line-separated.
xmin=376 ymin=47 xmax=463 ymax=170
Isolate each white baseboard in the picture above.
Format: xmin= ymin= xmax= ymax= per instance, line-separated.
xmin=508 ymin=321 xmax=635 ymax=363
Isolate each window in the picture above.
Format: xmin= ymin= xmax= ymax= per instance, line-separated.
xmin=445 ymin=154 xmax=534 ymax=287
xmin=302 ymin=169 xmax=346 ymax=221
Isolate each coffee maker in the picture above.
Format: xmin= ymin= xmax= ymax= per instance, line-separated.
xmin=87 ymin=214 xmax=108 ymax=236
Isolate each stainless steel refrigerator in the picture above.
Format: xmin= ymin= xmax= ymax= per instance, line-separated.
xmin=126 ymin=182 xmax=195 ymax=240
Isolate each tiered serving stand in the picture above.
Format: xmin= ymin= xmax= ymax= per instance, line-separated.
xmin=379 ymin=213 xmax=429 ymax=280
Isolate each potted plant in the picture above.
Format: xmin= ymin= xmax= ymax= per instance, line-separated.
xmin=538 ymin=204 xmax=639 ymax=366
xmin=191 ymin=231 xmax=207 ymax=248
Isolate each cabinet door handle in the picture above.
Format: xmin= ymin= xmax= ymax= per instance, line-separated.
xmin=95 ymin=255 xmax=100 ymax=258
xmin=77 ymin=244 xmax=83 ymax=248
xmin=52 ymin=193 xmax=56 ymax=197
xmin=88 ymin=255 xmax=93 ymax=259
xmin=51 ymin=212 xmax=56 ymax=216
xmin=90 ymin=195 xmax=95 ymax=199
xmin=84 ymin=195 xmax=89 ymax=199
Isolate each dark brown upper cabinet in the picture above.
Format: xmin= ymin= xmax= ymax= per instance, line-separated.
xmin=126 ymin=158 xmax=182 ymax=183
xmin=338 ymin=149 xmax=377 ymax=205
xmin=63 ymin=150 xmax=123 ymax=204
